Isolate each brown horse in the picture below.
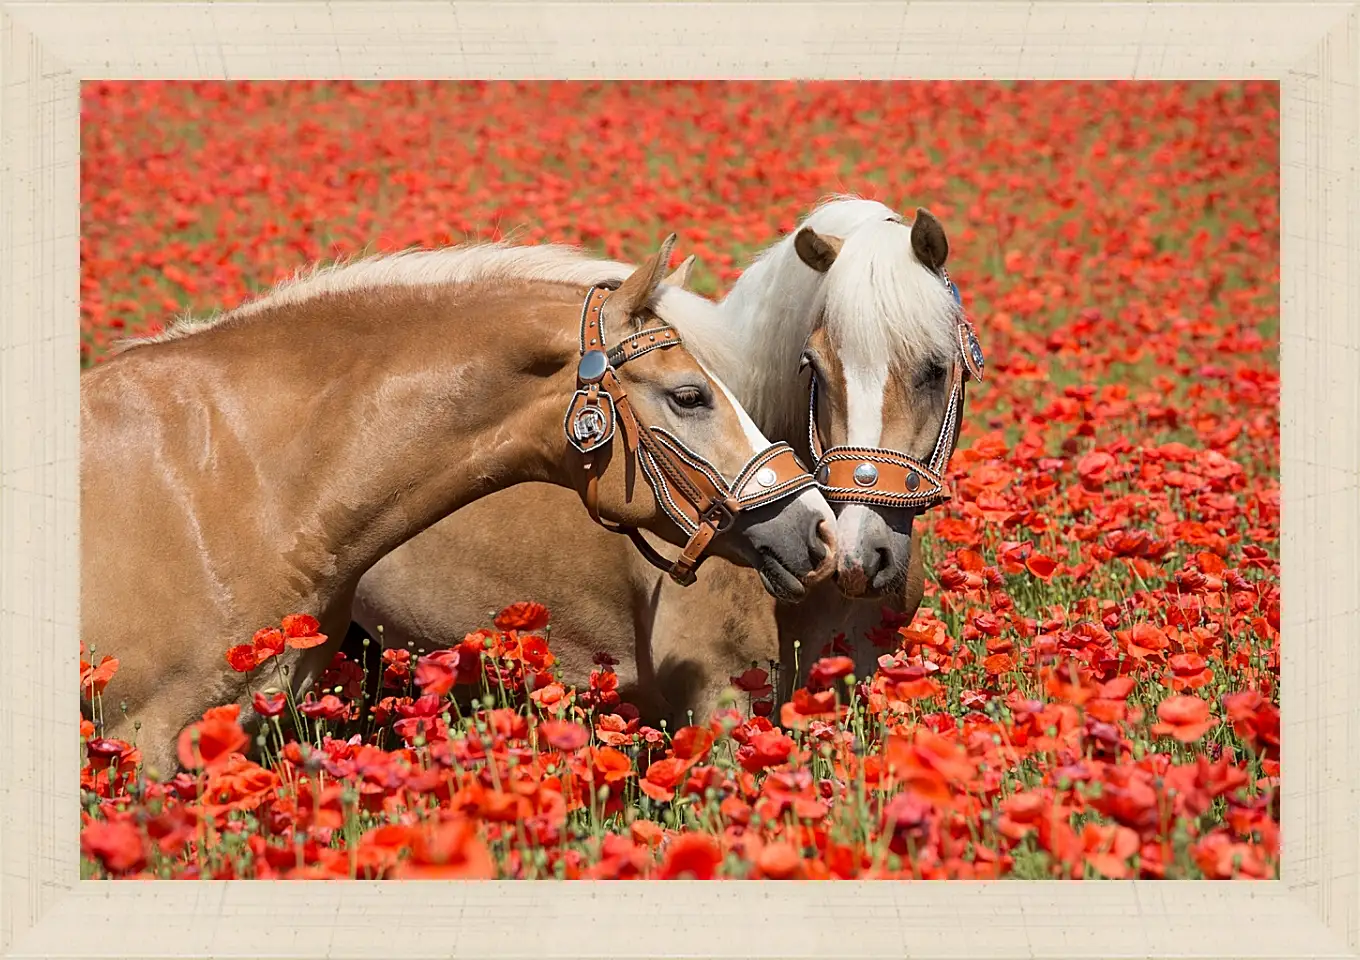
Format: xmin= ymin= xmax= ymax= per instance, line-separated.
xmin=351 ymin=198 xmax=983 ymax=724
xmin=81 ymin=235 xmax=838 ymax=779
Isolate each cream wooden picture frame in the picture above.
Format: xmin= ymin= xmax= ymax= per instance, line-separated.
xmin=2 ymin=2 xmax=1356 ymax=957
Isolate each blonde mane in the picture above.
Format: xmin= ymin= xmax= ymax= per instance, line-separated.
xmin=111 ymin=204 xmax=960 ymax=441
xmin=113 ymin=242 xmax=741 ymax=375
xmin=819 ymin=215 xmax=964 ymax=374
xmin=711 ymin=195 xmax=963 ymax=442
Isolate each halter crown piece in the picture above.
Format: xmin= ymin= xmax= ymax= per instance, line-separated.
xmin=806 ymin=263 xmax=984 ymax=511
xmin=567 ymin=283 xmax=820 ymax=586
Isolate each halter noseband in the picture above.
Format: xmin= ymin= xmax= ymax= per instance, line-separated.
xmin=806 ymin=267 xmax=985 ymax=511
xmin=567 ymin=283 xmax=819 ymax=586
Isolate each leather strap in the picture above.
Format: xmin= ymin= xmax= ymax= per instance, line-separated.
xmin=565 ymin=283 xmax=817 ymax=585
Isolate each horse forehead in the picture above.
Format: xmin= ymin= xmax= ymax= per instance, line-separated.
xmin=835 ymin=345 xmax=893 ymax=405
xmin=841 ymin=359 xmax=892 ymax=448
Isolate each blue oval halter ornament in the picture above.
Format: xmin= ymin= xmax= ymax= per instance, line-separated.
xmin=942 ymin=274 xmax=985 ymax=383
xmin=958 ymin=318 xmax=985 ymax=383
xmin=577 ymin=349 xmax=610 ymax=384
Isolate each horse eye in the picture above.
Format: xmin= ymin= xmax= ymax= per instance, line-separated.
xmin=916 ymin=362 xmax=947 ymax=387
xmin=669 ymin=386 xmax=707 ymax=409
xmin=799 ymin=352 xmax=812 ymax=371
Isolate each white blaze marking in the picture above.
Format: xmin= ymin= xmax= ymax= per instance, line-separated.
xmin=837 ymin=358 xmax=891 ymax=554
xmin=844 ymin=361 xmax=889 ymax=448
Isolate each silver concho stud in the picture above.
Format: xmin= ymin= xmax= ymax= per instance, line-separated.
xmin=816 ymin=465 xmax=831 ymax=485
xmin=756 ymin=467 xmax=778 ymax=488
xmin=853 ymin=462 xmax=879 ymax=487
xmin=572 ymin=407 xmax=607 ymax=445
xmin=906 ymin=471 xmax=921 ymax=492
xmin=969 ymin=333 xmax=985 ymax=371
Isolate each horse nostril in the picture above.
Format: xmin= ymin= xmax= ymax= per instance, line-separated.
xmin=862 ymin=544 xmax=892 ymax=582
xmin=814 ymin=518 xmax=836 ymax=557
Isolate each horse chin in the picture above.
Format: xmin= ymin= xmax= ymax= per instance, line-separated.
xmin=832 ymin=555 xmax=910 ymax=601
xmin=755 ymin=552 xmax=809 ymax=603
xmin=833 ymin=574 xmax=900 ymax=601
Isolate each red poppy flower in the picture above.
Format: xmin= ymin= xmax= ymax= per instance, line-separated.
xmin=1077 ymin=451 xmax=1116 ymax=487
xmin=807 ymin=656 xmax=855 ymax=690
xmin=251 ymin=691 xmax=287 ymax=718
xmin=254 ymin=627 xmax=287 ymax=658
xmin=756 ymin=841 xmax=805 ymax=880
xmin=729 ymin=667 xmax=773 ymax=697
xmin=737 ymin=730 xmax=795 ymax=773
xmin=1151 ymin=694 xmax=1218 ymax=742
xmin=539 ymin=719 xmax=589 ymax=752
xmin=630 ymin=819 xmax=664 ymax=848
xmin=298 ymin=694 xmax=349 ymax=722
xmin=225 ymin=644 xmax=261 ymax=673
xmin=530 ymin=682 xmax=569 ymax=711
xmin=413 ymin=650 xmax=461 ymax=697
xmin=937 ymin=566 xmax=973 ymax=591
xmin=80 ymin=656 xmax=120 ymax=697
xmin=177 ymin=705 xmax=250 ymax=771
xmin=1123 ymin=622 xmax=1171 ymax=660
xmin=225 ymin=625 xmax=291 ymax=672
xmin=639 ymin=757 xmax=688 ymax=802
xmin=883 ymin=731 xmax=976 ymax=806
xmin=657 ymin=832 xmax=722 ymax=880
xmin=493 ymin=601 xmax=551 ymax=632
xmin=588 ymin=747 xmax=634 ymax=785
xmin=86 ymin=737 xmax=132 ymax=762
xmin=1222 ymin=691 xmax=1280 ymax=755
xmin=670 ymin=725 xmax=715 ymax=763
xmin=1167 ymin=652 xmax=1215 ymax=691
xmin=390 ymin=818 xmax=494 ymax=880
xmin=1025 ymin=553 xmax=1059 ymax=580
xmin=996 ymin=790 xmax=1051 ymax=841
xmin=779 ymin=687 xmax=842 ymax=729
xmin=281 ymin=614 xmax=328 ymax=650
xmin=81 ymin=820 xmax=147 ymax=875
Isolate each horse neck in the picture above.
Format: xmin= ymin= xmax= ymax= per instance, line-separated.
xmin=715 ymin=200 xmax=900 ymax=445
xmin=188 ymin=281 xmax=581 ymax=597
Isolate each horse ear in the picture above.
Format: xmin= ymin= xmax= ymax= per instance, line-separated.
xmin=607 ymin=233 xmax=678 ymax=323
xmin=910 ymin=207 xmax=949 ymax=272
xmin=794 ymin=227 xmax=843 ymax=273
xmin=662 ymin=254 xmax=697 ymax=290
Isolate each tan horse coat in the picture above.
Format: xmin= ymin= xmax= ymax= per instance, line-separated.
xmin=81 ymin=239 xmax=835 ymax=778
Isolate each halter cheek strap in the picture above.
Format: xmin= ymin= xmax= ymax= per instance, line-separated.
xmin=807 ymin=268 xmax=984 ymax=511
xmin=567 ymin=283 xmax=819 ymax=586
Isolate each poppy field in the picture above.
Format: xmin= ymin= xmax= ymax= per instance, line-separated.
xmin=78 ymin=80 xmax=1280 ymax=880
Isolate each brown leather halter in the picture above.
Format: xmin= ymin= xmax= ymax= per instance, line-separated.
xmin=806 ymin=267 xmax=984 ymax=511
xmin=566 ymin=283 xmax=819 ymax=586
